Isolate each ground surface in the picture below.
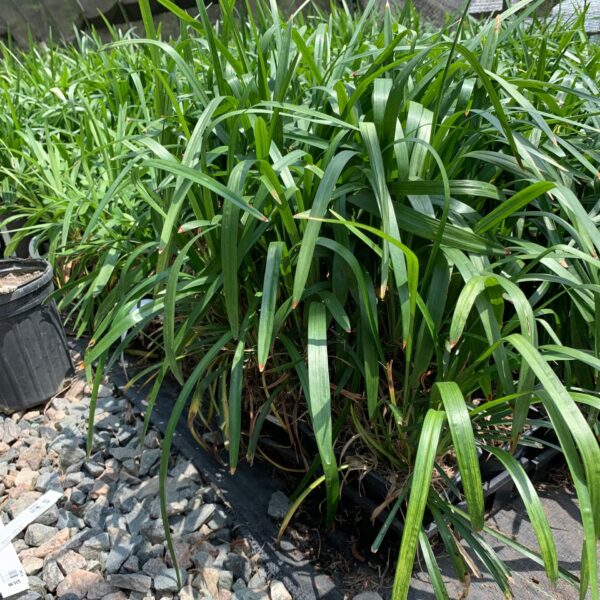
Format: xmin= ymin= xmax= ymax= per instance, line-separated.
xmin=0 ymin=347 xmax=594 ymax=600
xmin=409 ymin=475 xmax=593 ymax=599
xmin=0 ymin=347 xmax=297 ymax=600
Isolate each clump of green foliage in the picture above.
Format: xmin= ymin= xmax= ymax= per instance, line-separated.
xmin=1 ymin=0 xmax=599 ymax=597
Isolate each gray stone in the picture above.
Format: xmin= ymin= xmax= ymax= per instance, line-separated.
xmin=78 ymin=546 xmax=108 ymax=567
xmin=141 ymin=557 xmax=166 ymax=578
xmin=108 ymin=447 xmax=138 ymax=461
xmin=200 ymin=486 xmax=219 ymax=504
xmin=247 ymin=569 xmax=266 ymax=590
xmin=33 ymin=504 xmax=59 ymax=527
xmin=212 ymin=546 xmax=228 ymax=568
xmin=143 ymin=431 xmax=161 ymax=449
xmin=267 ymin=491 xmax=289 ymax=521
xmin=352 ymin=594 xmax=384 ymax=600
xmin=211 ymin=528 xmax=231 ymax=544
xmin=108 ymin=574 xmax=152 ymax=593
xmin=103 ymin=512 xmax=127 ymax=530
xmin=59 ymin=443 xmax=86 ymax=469
xmin=64 ymin=527 xmax=104 ymax=551
xmin=191 ymin=551 xmax=214 ymax=568
xmin=136 ymin=477 xmax=160 ymax=500
xmin=63 ymin=472 xmax=83 ymax=487
xmin=232 ymin=589 xmax=263 ymax=600
xmin=43 ymin=559 xmax=64 ymax=592
xmin=218 ymin=570 xmax=234 ymax=591
xmin=122 ymin=555 xmax=139 ymax=572
xmin=27 ymin=575 xmax=47 ymax=596
xmin=135 ymin=540 xmax=164 ymax=565
xmin=83 ymin=500 xmax=109 ymax=529
xmin=13 ymin=538 xmax=29 ymax=553
xmin=0 ymin=447 xmax=18 ymax=463
xmin=224 ymin=554 xmax=252 ymax=582
xmin=70 ymin=489 xmax=87 ymax=505
xmin=81 ymin=531 xmax=111 ymax=552
xmin=139 ymin=448 xmax=160 ymax=476
xmin=125 ymin=502 xmax=149 ymax=537
xmin=94 ymin=383 xmax=114 ymax=399
xmin=14 ymin=593 xmax=42 ymax=600
xmin=85 ymin=559 xmax=103 ymax=572
xmin=171 ymin=460 xmax=200 ymax=484
xmin=84 ymin=461 xmax=105 ymax=477
xmin=48 ymin=431 xmax=85 ymax=454
xmin=94 ymin=413 xmax=121 ymax=431
xmin=100 ymin=593 xmax=128 ymax=600
xmin=173 ymin=484 xmax=199 ymax=502
xmin=105 ymin=534 xmax=135 ymax=573
xmin=76 ymin=476 xmax=96 ymax=494
xmin=92 ymin=432 xmax=112 ymax=453
xmin=233 ymin=579 xmax=246 ymax=592
xmin=148 ymin=497 xmax=188 ymax=520
xmin=114 ymin=427 xmax=135 ymax=445
xmin=24 ymin=523 xmax=58 ymax=547
xmin=207 ymin=507 xmax=229 ymax=530
xmin=56 ymin=510 xmax=85 ymax=530
xmin=86 ymin=581 xmax=121 ymax=600
xmin=113 ymin=484 xmax=137 ymax=513
xmin=183 ymin=504 xmax=216 ymax=533
xmin=140 ymin=520 xmax=165 ymax=544
xmin=154 ymin=568 xmax=186 ymax=593
xmin=3 ymin=420 xmax=19 ymax=444
xmin=35 ymin=472 xmax=62 ymax=493
xmin=38 ymin=426 xmax=58 ymax=440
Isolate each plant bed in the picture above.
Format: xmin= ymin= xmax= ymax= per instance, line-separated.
xmin=3 ymin=1 xmax=600 ymax=598
xmin=104 ymin=348 xmax=563 ymax=595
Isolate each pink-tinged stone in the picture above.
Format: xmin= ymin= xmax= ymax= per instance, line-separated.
xmin=20 ymin=528 xmax=72 ymax=559
xmin=195 ymin=567 xmax=220 ymax=598
xmin=56 ymin=549 xmax=87 ymax=573
xmin=55 ymin=570 xmax=104 ymax=597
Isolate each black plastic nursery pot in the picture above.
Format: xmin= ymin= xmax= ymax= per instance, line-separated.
xmin=0 ymin=258 xmax=73 ymax=413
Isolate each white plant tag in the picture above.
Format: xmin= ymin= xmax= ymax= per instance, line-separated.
xmin=0 ymin=490 xmax=62 ymax=552
xmin=0 ymin=523 xmax=28 ymax=597
xmin=0 ymin=490 xmax=62 ymax=597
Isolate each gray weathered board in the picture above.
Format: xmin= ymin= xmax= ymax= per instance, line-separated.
xmin=551 ymin=0 xmax=600 ymax=33
xmin=4 ymin=0 xmax=599 ymax=47
xmin=467 ymin=0 xmax=600 ymax=33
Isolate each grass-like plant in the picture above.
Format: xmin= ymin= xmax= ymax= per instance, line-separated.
xmin=1 ymin=0 xmax=599 ymax=597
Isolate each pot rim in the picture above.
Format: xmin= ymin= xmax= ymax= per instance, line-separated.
xmin=0 ymin=258 xmax=53 ymax=306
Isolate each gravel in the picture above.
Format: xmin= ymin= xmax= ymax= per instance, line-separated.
xmin=0 ymin=351 xmax=292 ymax=600
xmin=24 ymin=523 xmax=58 ymax=547
xmin=267 ymin=491 xmax=290 ymax=521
